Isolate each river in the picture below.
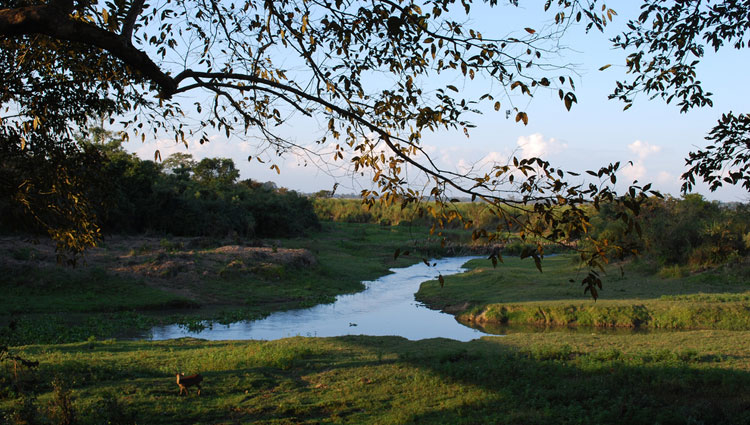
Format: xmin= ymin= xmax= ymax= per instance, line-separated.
xmin=147 ymin=256 xmax=490 ymax=342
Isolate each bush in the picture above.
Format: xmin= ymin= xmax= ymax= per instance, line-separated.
xmin=587 ymin=195 xmax=750 ymax=268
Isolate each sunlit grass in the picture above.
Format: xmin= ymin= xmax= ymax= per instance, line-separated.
xmin=3 ymin=333 xmax=750 ymax=424
xmin=416 ymin=254 xmax=750 ymax=330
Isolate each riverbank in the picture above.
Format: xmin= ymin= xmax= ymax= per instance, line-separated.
xmin=3 ymin=332 xmax=750 ymax=424
xmin=416 ymin=254 xmax=750 ymax=330
xmin=0 ymin=223 xmax=449 ymax=345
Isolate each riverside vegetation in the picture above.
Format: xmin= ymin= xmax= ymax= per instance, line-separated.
xmin=2 ymin=158 xmax=750 ymax=423
xmin=417 ymin=254 xmax=750 ymax=331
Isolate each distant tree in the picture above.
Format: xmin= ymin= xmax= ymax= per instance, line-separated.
xmin=162 ymin=153 xmax=196 ymax=176
xmin=192 ymin=158 xmax=240 ymax=186
xmin=314 ymin=190 xmax=334 ymax=199
xmin=608 ymin=0 xmax=750 ymax=193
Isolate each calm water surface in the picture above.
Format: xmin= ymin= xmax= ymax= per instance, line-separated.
xmin=148 ymin=256 xmax=490 ymax=342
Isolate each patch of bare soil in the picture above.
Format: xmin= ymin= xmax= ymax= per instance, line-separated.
xmin=0 ymin=236 xmax=316 ymax=303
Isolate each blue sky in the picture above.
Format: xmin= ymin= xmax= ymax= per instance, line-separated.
xmin=124 ymin=2 xmax=749 ymax=202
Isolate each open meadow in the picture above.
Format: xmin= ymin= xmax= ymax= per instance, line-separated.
xmin=2 ymin=221 xmax=750 ymax=424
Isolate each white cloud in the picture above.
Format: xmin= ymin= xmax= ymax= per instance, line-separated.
xmin=421 ymin=144 xmax=438 ymax=155
xmin=656 ymin=171 xmax=674 ymax=184
xmin=442 ymin=149 xmax=513 ymax=175
xmin=480 ymin=151 xmax=508 ymax=165
xmin=516 ymin=133 xmax=567 ymax=159
xmin=628 ymin=140 xmax=661 ymax=160
xmin=622 ymin=161 xmax=647 ymax=182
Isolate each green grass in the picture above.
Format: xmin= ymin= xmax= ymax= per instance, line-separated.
xmin=4 ymin=225 xmax=750 ymax=423
xmin=2 ymin=333 xmax=750 ymax=424
xmin=416 ymin=254 xmax=750 ymax=330
xmin=0 ymin=266 xmax=196 ymax=316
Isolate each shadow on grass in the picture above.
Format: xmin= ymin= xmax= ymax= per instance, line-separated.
xmin=330 ymin=335 xmax=750 ymax=425
xmin=5 ymin=335 xmax=750 ymax=424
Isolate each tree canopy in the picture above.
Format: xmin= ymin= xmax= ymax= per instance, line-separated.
xmin=11 ymin=0 xmax=734 ymax=295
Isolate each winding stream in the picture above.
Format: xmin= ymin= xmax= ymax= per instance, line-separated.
xmin=148 ymin=256 xmax=490 ymax=342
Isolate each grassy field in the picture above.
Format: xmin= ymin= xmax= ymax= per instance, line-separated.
xmin=416 ymin=254 xmax=750 ymax=330
xmin=2 ymin=333 xmax=750 ymax=424
xmin=0 ymin=223 xmax=448 ymax=345
xmin=3 ymin=226 xmax=750 ymax=423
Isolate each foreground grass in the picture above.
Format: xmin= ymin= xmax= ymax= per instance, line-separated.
xmin=1 ymin=223 xmax=444 ymax=345
xmin=2 ymin=333 xmax=750 ymax=424
xmin=416 ymin=255 xmax=750 ymax=330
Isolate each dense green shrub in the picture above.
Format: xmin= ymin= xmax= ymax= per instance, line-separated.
xmin=1 ymin=136 xmax=320 ymax=239
xmin=587 ymin=195 xmax=749 ymax=268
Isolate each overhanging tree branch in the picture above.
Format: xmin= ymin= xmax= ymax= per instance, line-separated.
xmin=1 ymin=0 xmax=654 ymax=297
xmin=121 ymin=0 xmax=146 ymax=40
xmin=0 ymin=3 xmax=175 ymax=95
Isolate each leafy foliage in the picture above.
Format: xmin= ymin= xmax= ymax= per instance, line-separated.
xmin=0 ymin=0 xmax=658 ymax=296
xmin=609 ymin=0 xmax=750 ymax=192
xmin=0 ymin=134 xmax=106 ymax=264
xmin=682 ymin=112 xmax=750 ymax=193
xmin=99 ymin=148 xmax=320 ymax=238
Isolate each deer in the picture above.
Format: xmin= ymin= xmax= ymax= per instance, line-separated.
xmin=176 ymin=372 xmax=203 ymax=396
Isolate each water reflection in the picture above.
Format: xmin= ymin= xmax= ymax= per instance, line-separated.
xmin=148 ymin=256 xmax=489 ymax=342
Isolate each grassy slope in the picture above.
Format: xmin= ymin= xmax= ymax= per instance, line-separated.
xmin=416 ymin=254 xmax=750 ymax=329
xmin=2 ymin=334 xmax=750 ymax=424
xmin=1 ymin=223 xmax=444 ymax=345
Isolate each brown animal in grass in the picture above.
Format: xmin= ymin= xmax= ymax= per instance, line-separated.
xmin=176 ymin=373 xmax=203 ymax=396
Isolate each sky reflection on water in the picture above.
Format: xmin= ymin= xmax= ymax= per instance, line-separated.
xmin=148 ymin=256 xmax=489 ymax=342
